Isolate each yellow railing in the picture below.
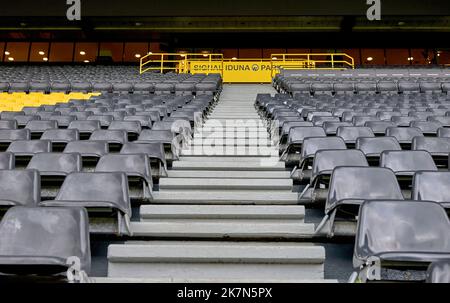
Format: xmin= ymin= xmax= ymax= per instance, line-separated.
xmin=270 ymin=53 xmax=355 ymax=76
xmin=140 ymin=52 xmax=224 ymax=75
xmin=139 ymin=52 xmax=355 ymax=82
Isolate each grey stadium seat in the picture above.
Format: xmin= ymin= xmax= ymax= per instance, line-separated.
xmin=380 ymin=150 xmax=437 ymax=191
xmin=0 ymin=82 xmax=9 ymax=92
xmin=333 ymin=82 xmax=354 ymax=95
xmin=352 ymin=200 xmax=450 ymax=282
xmin=398 ymin=82 xmax=420 ymax=94
xmin=0 ymin=152 xmax=14 ymax=169
xmin=364 ymin=121 xmax=396 ymax=135
xmin=385 ymin=127 xmax=423 ymax=148
xmin=89 ymin=130 xmax=128 ymax=152
xmin=87 ymin=115 xmax=114 ymax=127
xmin=14 ymin=115 xmax=40 ymax=128
xmin=356 ymin=136 xmax=401 ymax=165
xmin=322 ymin=122 xmax=352 ymax=135
xmin=377 ymin=81 xmax=398 ymax=94
xmin=0 ymin=120 xmax=18 ymax=130
xmin=92 ymin=82 xmax=113 ymax=93
xmin=155 ymin=83 xmax=175 ymax=95
xmin=70 ymin=112 xmax=94 ymax=120
xmin=428 ymin=116 xmax=450 ymax=127
xmin=29 ymin=82 xmax=50 ymax=93
xmin=95 ymin=154 xmax=153 ymax=201
xmin=0 ymin=169 xmax=40 ymax=207
xmin=391 ymin=116 xmax=421 ymax=127
xmin=50 ymin=82 xmax=71 ymax=93
xmin=25 ymin=120 xmax=58 ymax=138
xmin=9 ymin=82 xmax=29 ymax=92
xmin=70 ymin=82 xmax=92 ymax=93
xmin=0 ymin=129 xmax=31 ymax=150
xmin=311 ymin=116 xmax=340 ymax=126
xmin=124 ymin=115 xmax=152 ymax=128
xmin=318 ymin=167 xmax=404 ymax=236
xmin=27 ymin=152 xmax=82 ymax=177
xmin=113 ymin=83 xmax=133 ymax=93
xmin=6 ymin=140 xmax=52 ymax=164
xmin=420 ymin=82 xmax=442 ymax=94
xmin=297 ymin=137 xmax=347 ymax=183
xmin=352 ymin=116 xmax=379 ymax=127
xmin=175 ymin=83 xmax=195 ymax=96
xmin=355 ymin=82 xmax=377 ymax=94
xmin=412 ymin=137 xmax=450 ymax=168
xmin=438 ymin=127 xmax=450 ymax=138
xmin=410 ymin=121 xmax=442 ymax=136
xmin=195 ymin=83 xmax=218 ymax=95
xmin=41 ymin=172 xmax=132 ymax=236
xmin=133 ymin=82 xmax=155 ymax=94
xmin=0 ymin=206 xmax=90 ymax=279
xmin=108 ymin=121 xmax=142 ymax=141
xmin=41 ymin=129 xmax=79 ymax=151
xmin=336 ymin=126 xmax=375 ymax=147
xmin=1 ymin=111 xmax=24 ymax=120
xmin=412 ymin=171 xmax=450 ymax=209
xmin=302 ymin=150 xmax=369 ymax=205
xmin=68 ymin=120 xmax=101 ymax=139
xmin=120 ymin=142 xmax=167 ymax=178
xmin=282 ymin=127 xmax=326 ymax=161
xmin=63 ymin=141 xmax=109 ymax=161
xmin=49 ymin=115 xmax=76 ymax=128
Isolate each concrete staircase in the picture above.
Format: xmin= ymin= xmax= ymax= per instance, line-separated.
xmin=101 ymin=85 xmax=331 ymax=282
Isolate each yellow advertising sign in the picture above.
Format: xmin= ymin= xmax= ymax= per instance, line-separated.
xmin=190 ymin=60 xmax=276 ymax=83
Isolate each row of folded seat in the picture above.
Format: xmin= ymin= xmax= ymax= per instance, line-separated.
xmin=276 ymin=80 xmax=450 ymax=95
xmin=0 ymin=80 xmax=221 ymax=95
xmin=0 ymin=65 xmax=222 ymax=94
xmin=280 ymin=126 xmax=450 ymax=167
xmin=275 ymin=67 xmax=450 ymax=79
xmin=257 ymin=92 xmax=450 ymax=282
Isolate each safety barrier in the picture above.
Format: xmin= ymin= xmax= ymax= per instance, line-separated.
xmin=139 ymin=53 xmax=224 ymax=75
xmin=139 ymin=52 xmax=355 ymax=83
xmin=270 ymin=53 xmax=355 ymax=77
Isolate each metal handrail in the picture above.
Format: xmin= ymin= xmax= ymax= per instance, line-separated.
xmin=140 ymin=52 xmax=224 ymax=75
xmin=270 ymin=53 xmax=355 ymax=76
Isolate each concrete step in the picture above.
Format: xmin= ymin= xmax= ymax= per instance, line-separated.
xmin=179 ymin=156 xmax=273 ymax=162
xmin=195 ymin=128 xmax=267 ymax=133
xmin=211 ymin=110 xmax=258 ymax=114
xmin=167 ymin=170 xmax=291 ymax=179
xmin=190 ymin=140 xmax=274 ymax=147
xmin=107 ymin=241 xmax=326 ymax=280
xmin=193 ymin=133 xmax=269 ymax=139
xmin=171 ymin=160 xmax=285 ymax=170
xmin=180 ymin=147 xmax=279 ymax=157
xmin=152 ymin=190 xmax=299 ymax=204
xmin=140 ymin=205 xmax=305 ymax=221
xmin=204 ymin=120 xmax=265 ymax=126
xmin=159 ymin=178 xmax=293 ymax=190
xmin=129 ymin=221 xmax=314 ymax=238
xmin=208 ymin=116 xmax=260 ymax=119
xmin=209 ymin=112 xmax=259 ymax=115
